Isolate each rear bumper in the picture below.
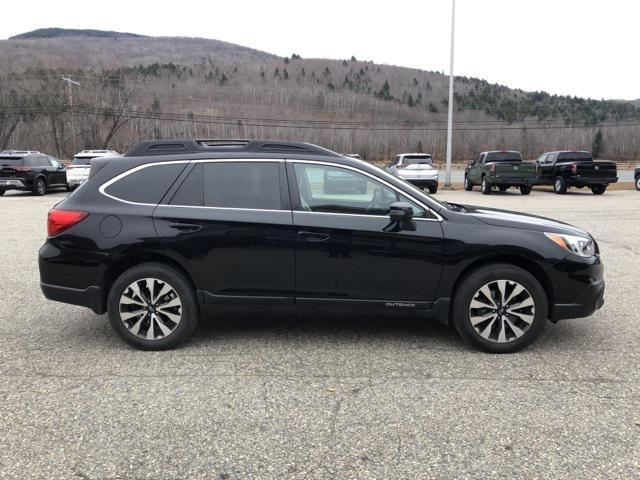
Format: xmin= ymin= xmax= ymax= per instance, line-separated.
xmin=40 ymin=282 xmax=105 ymax=314
xmin=567 ymin=176 xmax=618 ymax=185
xmin=403 ymin=178 xmax=438 ymax=188
xmin=489 ymin=176 xmax=536 ymax=185
xmin=0 ymin=178 xmax=28 ymax=189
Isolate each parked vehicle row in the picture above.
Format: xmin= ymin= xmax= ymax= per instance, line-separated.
xmin=464 ymin=150 xmax=618 ymax=195
xmin=0 ymin=149 xmax=120 ymax=195
xmin=39 ymin=139 xmax=606 ymax=353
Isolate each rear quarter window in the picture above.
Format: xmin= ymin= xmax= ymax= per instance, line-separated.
xmin=104 ymin=163 xmax=186 ymax=204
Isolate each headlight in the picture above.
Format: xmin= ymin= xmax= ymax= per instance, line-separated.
xmin=544 ymin=232 xmax=595 ymax=257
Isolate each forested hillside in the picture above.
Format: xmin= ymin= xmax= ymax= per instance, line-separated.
xmin=0 ymin=30 xmax=638 ymax=160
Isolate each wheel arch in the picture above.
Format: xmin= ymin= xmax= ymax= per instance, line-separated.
xmin=100 ymin=251 xmax=200 ymax=312
xmin=448 ymin=254 xmax=554 ymax=323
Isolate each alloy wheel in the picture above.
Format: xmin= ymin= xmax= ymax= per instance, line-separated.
xmin=468 ymin=280 xmax=535 ymax=343
xmin=119 ymin=278 xmax=182 ymax=340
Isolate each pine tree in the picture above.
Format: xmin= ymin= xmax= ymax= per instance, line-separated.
xmin=592 ymin=129 xmax=604 ymax=158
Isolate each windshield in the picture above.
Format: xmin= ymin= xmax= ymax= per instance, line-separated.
xmin=557 ymin=152 xmax=592 ymax=162
xmin=403 ymin=155 xmax=433 ymax=165
xmin=0 ymin=157 xmax=23 ymax=166
xmin=71 ymin=156 xmax=96 ymax=165
xmin=485 ymin=152 xmax=522 ymax=162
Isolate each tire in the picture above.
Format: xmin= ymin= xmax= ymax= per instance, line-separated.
xmin=0 ymin=189 xmax=5 ymax=196
xmin=498 ymin=186 xmax=509 ymax=192
xmin=481 ymin=176 xmax=492 ymax=195
xmin=464 ymin=176 xmax=473 ymax=191
xmin=107 ymin=262 xmax=199 ymax=350
xmin=452 ymin=264 xmax=548 ymax=353
xmin=636 ymin=176 xmax=640 ymax=192
xmin=428 ymin=184 xmax=438 ymax=194
xmin=520 ymin=185 xmax=532 ymax=195
xmin=590 ymin=184 xmax=606 ymax=195
xmin=66 ymin=184 xmax=74 ymax=192
xmin=553 ymin=176 xmax=567 ymax=194
xmin=32 ymin=177 xmax=47 ymax=196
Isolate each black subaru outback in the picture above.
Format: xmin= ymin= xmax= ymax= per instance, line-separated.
xmin=39 ymin=140 xmax=605 ymax=353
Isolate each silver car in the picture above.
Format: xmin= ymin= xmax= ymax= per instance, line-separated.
xmin=386 ymin=153 xmax=439 ymax=194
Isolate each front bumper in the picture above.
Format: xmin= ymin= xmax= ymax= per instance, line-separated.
xmin=549 ymin=255 xmax=605 ymax=322
xmin=40 ymin=282 xmax=105 ymax=314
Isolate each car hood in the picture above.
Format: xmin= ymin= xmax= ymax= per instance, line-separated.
xmin=462 ymin=205 xmax=589 ymax=236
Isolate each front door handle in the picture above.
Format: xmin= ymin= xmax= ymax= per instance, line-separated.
xmin=169 ymin=222 xmax=202 ymax=232
xmin=298 ymin=231 xmax=330 ymax=242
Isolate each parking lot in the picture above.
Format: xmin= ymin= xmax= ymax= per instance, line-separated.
xmin=1 ymin=188 xmax=639 ymax=479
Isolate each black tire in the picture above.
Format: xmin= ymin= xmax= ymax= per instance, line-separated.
xmin=498 ymin=185 xmax=509 ymax=192
xmin=32 ymin=177 xmax=47 ymax=196
xmin=463 ymin=176 xmax=473 ymax=191
xmin=0 ymin=189 xmax=5 ymax=196
xmin=636 ymin=176 xmax=640 ymax=192
xmin=481 ymin=176 xmax=492 ymax=195
xmin=452 ymin=264 xmax=548 ymax=353
xmin=553 ymin=176 xmax=567 ymax=194
xmin=428 ymin=184 xmax=438 ymax=194
xmin=66 ymin=184 xmax=74 ymax=192
xmin=520 ymin=185 xmax=532 ymax=195
xmin=107 ymin=262 xmax=199 ymax=350
xmin=590 ymin=184 xmax=606 ymax=195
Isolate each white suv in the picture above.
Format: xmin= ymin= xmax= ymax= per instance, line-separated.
xmin=66 ymin=150 xmax=119 ymax=190
xmin=385 ymin=153 xmax=439 ymax=193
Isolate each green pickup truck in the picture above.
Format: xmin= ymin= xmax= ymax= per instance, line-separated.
xmin=464 ymin=150 xmax=536 ymax=195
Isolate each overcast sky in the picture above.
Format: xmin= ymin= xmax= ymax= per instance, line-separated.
xmin=4 ymin=0 xmax=639 ymax=100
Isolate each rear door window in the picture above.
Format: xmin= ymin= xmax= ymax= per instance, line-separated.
xmin=203 ymin=162 xmax=281 ymax=210
xmin=104 ymin=163 xmax=186 ymax=204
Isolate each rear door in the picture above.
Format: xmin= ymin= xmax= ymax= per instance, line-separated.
xmin=469 ymin=154 xmax=483 ymax=182
xmin=153 ymin=159 xmax=296 ymax=304
xmin=288 ymin=160 xmax=444 ymax=309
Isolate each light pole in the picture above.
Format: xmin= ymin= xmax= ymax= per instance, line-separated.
xmin=445 ymin=0 xmax=456 ymax=187
xmin=62 ymin=77 xmax=80 ymax=155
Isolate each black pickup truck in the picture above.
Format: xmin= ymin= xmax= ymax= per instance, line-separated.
xmin=535 ymin=151 xmax=617 ymax=194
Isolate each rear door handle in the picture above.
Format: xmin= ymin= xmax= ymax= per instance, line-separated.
xmin=298 ymin=231 xmax=330 ymax=242
xmin=169 ymin=222 xmax=201 ymax=232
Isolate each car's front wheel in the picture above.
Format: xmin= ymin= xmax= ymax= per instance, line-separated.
xmin=0 ymin=189 xmax=5 ymax=196
xmin=520 ymin=185 xmax=532 ymax=195
xmin=464 ymin=176 xmax=473 ymax=191
xmin=428 ymin=184 xmax=438 ymax=194
xmin=591 ymin=184 xmax=606 ymax=195
xmin=636 ymin=176 xmax=640 ymax=191
xmin=553 ymin=176 xmax=567 ymax=194
xmin=107 ymin=263 xmax=199 ymax=350
xmin=452 ymin=264 xmax=548 ymax=353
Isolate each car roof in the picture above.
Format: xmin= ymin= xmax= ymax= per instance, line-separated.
xmin=398 ymin=153 xmax=432 ymax=156
xmin=0 ymin=150 xmax=43 ymax=156
xmin=542 ymin=150 xmax=591 ymax=155
xmin=481 ymin=150 xmax=521 ymax=155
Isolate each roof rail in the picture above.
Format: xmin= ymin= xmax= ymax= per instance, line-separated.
xmin=124 ymin=139 xmax=342 ymax=158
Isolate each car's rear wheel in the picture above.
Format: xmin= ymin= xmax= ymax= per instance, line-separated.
xmin=464 ymin=176 xmax=473 ymax=191
xmin=553 ymin=177 xmax=567 ymax=194
xmin=636 ymin=176 xmax=640 ymax=191
xmin=107 ymin=263 xmax=198 ymax=350
xmin=0 ymin=189 xmax=5 ymax=196
xmin=591 ymin=184 xmax=606 ymax=195
xmin=452 ymin=264 xmax=548 ymax=353
xmin=481 ymin=176 xmax=492 ymax=195
xmin=428 ymin=184 xmax=438 ymax=194
xmin=520 ymin=185 xmax=532 ymax=195
xmin=33 ymin=177 xmax=47 ymax=196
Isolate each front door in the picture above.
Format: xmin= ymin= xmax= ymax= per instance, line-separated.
xmin=153 ymin=160 xmax=296 ymax=304
xmin=288 ymin=161 xmax=444 ymax=309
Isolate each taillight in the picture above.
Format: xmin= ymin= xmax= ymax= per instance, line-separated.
xmin=490 ymin=164 xmax=496 ymax=172
xmin=14 ymin=166 xmax=32 ymax=172
xmin=570 ymin=163 xmax=577 ymax=173
xmin=47 ymin=209 xmax=88 ymax=237
xmin=397 ymin=164 xmax=407 ymax=169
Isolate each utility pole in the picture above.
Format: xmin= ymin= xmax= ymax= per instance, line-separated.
xmin=445 ymin=0 xmax=456 ymax=187
xmin=62 ymin=77 xmax=80 ymax=155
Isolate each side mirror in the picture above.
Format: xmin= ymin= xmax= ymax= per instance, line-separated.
xmin=384 ymin=202 xmax=416 ymax=232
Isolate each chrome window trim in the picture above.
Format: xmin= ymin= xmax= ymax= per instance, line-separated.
xmin=98 ymin=157 xmax=443 ymax=221
xmin=290 ymin=159 xmax=443 ymax=222
xmin=98 ymin=159 xmax=285 ymax=207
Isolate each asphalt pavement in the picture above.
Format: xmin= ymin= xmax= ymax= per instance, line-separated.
xmin=0 ymin=188 xmax=638 ymax=479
